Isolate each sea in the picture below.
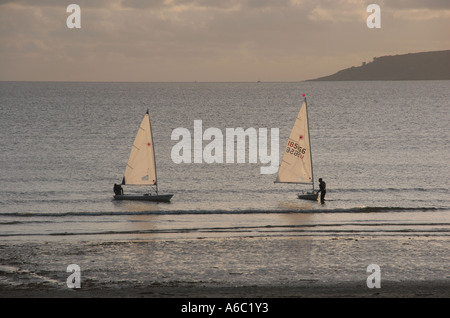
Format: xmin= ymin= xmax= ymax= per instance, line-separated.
xmin=0 ymin=81 xmax=449 ymax=297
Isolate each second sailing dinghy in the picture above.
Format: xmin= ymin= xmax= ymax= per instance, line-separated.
xmin=113 ymin=110 xmax=173 ymax=202
xmin=275 ymin=96 xmax=319 ymax=201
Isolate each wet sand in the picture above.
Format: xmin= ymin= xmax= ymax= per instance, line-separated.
xmin=1 ymin=280 xmax=449 ymax=298
xmin=1 ymin=236 xmax=449 ymax=298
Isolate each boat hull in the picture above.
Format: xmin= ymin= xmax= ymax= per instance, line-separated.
xmin=114 ymin=194 xmax=173 ymax=202
xmin=297 ymin=192 xmax=318 ymax=201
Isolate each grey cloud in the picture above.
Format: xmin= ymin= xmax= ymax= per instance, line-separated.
xmin=165 ymin=0 xmax=292 ymax=10
xmin=383 ymin=0 xmax=450 ymax=10
xmin=1 ymin=0 xmax=449 ymax=81
xmin=0 ymin=0 xmax=119 ymax=8
xmin=120 ymin=0 xmax=166 ymax=9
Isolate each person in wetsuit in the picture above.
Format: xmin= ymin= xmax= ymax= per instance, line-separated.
xmin=113 ymin=183 xmax=123 ymax=195
xmin=318 ymin=178 xmax=326 ymax=204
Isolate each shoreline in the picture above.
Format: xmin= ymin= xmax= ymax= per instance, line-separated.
xmin=1 ymin=236 xmax=449 ymax=298
xmin=1 ymin=280 xmax=449 ymax=298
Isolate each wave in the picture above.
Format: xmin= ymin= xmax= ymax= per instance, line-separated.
xmin=1 ymin=224 xmax=449 ymax=238
xmin=0 ymin=206 xmax=447 ymax=218
xmin=331 ymin=187 xmax=449 ymax=193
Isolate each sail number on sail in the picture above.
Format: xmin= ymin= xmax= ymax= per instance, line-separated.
xmin=285 ymin=139 xmax=306 ymax=159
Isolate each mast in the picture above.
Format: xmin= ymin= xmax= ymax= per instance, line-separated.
xmin=147 ymin=109 xmax=159 ymax=194
xmin=304 ymin=96 xmax=314 ymax=192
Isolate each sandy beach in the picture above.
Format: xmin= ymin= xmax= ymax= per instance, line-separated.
xmin=1 ymin=281 xmax=449 ymax=298
xmin=1 ymin=236 xmax=449 ymax=298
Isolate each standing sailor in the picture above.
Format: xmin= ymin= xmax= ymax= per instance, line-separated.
xmin=113 ymin=183 xmax=123 ymax=195
xmin=318 ymin=178 xmax=326 ymax=204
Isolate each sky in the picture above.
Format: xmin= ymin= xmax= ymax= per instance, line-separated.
xmin=0 ymin=0 xmax=449 ymax=82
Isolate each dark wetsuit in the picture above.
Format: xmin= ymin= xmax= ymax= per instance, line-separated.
xmin=319 ymin=180 xmax=326 ymax=203
xmin=113 ymin=184 xmax=123 ymax=195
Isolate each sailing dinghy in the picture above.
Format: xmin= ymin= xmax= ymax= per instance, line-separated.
xmin=113 ymin=110 xmax=173 ymax=202
xmin=275 ymin=96 xmax=319 ymax=201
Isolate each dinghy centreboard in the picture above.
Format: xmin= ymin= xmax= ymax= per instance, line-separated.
xmin=114 ymin=110 xmax=173 ymax=202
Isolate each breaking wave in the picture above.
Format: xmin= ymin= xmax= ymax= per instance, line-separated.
xmin=0 ymin=206 xmax=447 ymax=218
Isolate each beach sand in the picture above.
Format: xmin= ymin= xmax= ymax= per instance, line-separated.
xmin=0 ymin=236 xmax=449 ymax=298
xmin=1 ymin=281 xmax=449 ymax=298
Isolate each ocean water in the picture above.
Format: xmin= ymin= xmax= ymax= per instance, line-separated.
xmin=0 ymin=81 xmax=449 ymax=294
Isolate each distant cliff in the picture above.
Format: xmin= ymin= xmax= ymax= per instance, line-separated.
xmin=310 ymin=50 xmax=450 ymax=81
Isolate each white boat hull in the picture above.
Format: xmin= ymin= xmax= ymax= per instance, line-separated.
xmin=297 ymin=192 xmax=318 ymax=201
xmin=114 ymin=194 xmax=173 ymax=202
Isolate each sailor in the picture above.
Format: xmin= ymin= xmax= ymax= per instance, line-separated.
xmin=113 ymin=183 xmax=123 ymax=195
xmin=318 ymin=178 xmax=326 ymax=204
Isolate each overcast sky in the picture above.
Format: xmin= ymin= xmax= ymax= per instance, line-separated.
xmin=0 ymin=0 xmax=449 ymax=81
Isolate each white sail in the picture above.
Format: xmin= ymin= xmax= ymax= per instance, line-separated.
xmin=122 ymin=111 xmax=157 ymax=186
xmin=275 ymin=99 xmax=313 ymax=185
